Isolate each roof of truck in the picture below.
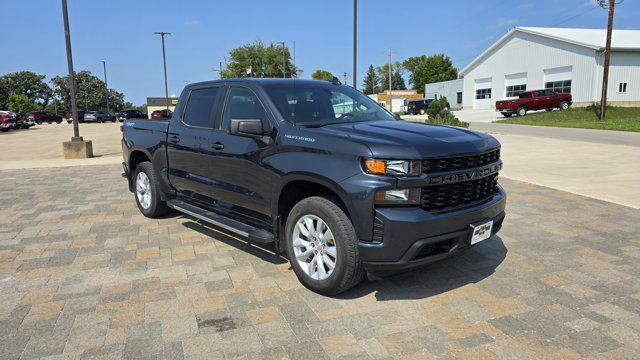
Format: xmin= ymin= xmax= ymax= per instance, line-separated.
xmin=189 ymin=78 xmax=340 ymax=87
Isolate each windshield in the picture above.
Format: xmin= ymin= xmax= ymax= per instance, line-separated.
xmin=263 ymin=83 xmax=396 ymax=127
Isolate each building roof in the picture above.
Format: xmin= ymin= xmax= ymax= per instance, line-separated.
xmin=460 ymin=27 xmax=640 ymax=76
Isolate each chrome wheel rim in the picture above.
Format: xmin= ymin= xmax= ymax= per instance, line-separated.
xmin=292 ymin=215 xmax=337 ymax=281
xmin=562 ymin=103 xmax=568 ymax=110
xmin=135 ymin=172 xmax=152 ymax=209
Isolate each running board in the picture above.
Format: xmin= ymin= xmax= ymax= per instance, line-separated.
xmin=167 ymin=199 xmax=274 ymax=244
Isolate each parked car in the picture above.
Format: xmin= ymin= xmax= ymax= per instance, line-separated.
xmin=495 ymin=90 xmax=572 ymax=117
xmin=0 ymin=111 xmax=15 ymax=132
xmin=84 ymin=111 xmax=116 ymax=123
xmin=117 ymin=109 xmax=147 ymax=122
xmin=66 ymin=110 xmax=86 ymax=123
xmin=121 ymin=79 xmax=505 ymax=295
xmin=151 ymin=109 xmax=172 ymax=120
xmin=20 ymin=113 xmax=36 ymax=128
xmin=405 ymin=98 xmax=434 ymax=115
xmin=27 ymin=111 xmax=62 ymax=124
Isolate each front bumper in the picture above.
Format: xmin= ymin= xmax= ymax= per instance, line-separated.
xmin=359 ymin=185 xmax=506 ymax=272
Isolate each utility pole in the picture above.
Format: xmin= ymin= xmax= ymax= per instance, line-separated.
xmin=61 ymin=0 xmax=80 ymax=140
xmin=154 ymin=32 xmax=171 ymax=113
xmin=277 ymin=42 xmax=286 ymax=78
xmin=101 ymin=60 xmax=109 ymax=113
xmin=343 ymin=72 xmax=349 ymax=85
xmin=597 ymin=0 xmax=618 ymax=121
xmin=353 ymin=0 xmax=357 ymax=89
xmin=386 ymin=49 xmax=394 ymax=111
xmin=219 ymin=61 xmax=223 ymax=79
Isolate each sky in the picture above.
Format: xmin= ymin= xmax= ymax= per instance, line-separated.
xmin=2 ymin=0 xmax=639 ymax=105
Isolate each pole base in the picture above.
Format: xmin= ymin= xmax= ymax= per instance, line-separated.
xmin=62 ymin=139 xmax=93 ymax=159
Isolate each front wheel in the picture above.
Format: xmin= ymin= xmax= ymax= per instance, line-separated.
xmin=133 ymin=162 xmax=169 ymax=218
xmin=285 ymin=196 xmax=364 ymax=295
xmin=560 ymin=101 xmax=570 ymax=110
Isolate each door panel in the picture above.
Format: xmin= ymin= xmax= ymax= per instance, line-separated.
xmin=166 ymin=86 xmax=222 ymax=203
xmin=206 ymin=86 xmax=277 ymax=217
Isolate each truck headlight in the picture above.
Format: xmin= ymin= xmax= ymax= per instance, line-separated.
xmin=363 ymin=159 xmax=421 ymax=176
xmin=374 ymin=188 xmax=421 ymax=205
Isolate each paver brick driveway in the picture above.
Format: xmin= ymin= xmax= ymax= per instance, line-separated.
xmin=1 ymin=164 xmax=639 ymax=359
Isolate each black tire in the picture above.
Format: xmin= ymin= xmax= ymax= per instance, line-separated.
xmin=545 ymin=109 xmax=553 ymax=112
xmin=560 ymin=101 xmax=570 ymax=111
xmin=56 ymin=120 xmax=62 ymax=124
xmin=502 ymin=113 xmax=512 ymax=118
xmin=132 ymin=162 xmax=170 ymax=218
xmin=285 ymin=196 xmax=364 ymax=295
xmin=0 ymin=128 xmax=9 ymax=132
xmin=419 ymin=108 xmax=426 ymax=115
xmin=37 ymin=120 xmax=42 ymax=125
xmin=47 ymin=121 xmax=52 ymax=124
xmin=516 ymin=107 xmax=527 ymax=117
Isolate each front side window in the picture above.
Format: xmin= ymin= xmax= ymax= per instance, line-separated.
xmin=182 ymin=87 xmax=219 ymax=128
xmin=506 ymin=84 xmax=526 ymax=98
xmin=221 ymin=87 xmax=267 ymax=130
xmin=545 ymin=80 xmax=571 ymax=94
xmin=534 ymin=90 xmax=546 ymax=98
xmin=264 ymin=84 xmax=394 ymax=127
xmin=475 ymin=88 xmax=491 ymax=100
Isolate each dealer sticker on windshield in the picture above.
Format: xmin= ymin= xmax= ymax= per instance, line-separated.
xmin=470 ymin=220 xmax=493 ymax=245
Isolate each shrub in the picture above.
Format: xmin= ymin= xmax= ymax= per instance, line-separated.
xmin=426 ymin=96 xmax=468 ymax=128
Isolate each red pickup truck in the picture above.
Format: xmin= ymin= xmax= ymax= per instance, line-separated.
xmin=496 ymin=90 xmax=572 ymax=117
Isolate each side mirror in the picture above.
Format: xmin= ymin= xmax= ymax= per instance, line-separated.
xmin=229 ymin=119 xmax=264 ymax=136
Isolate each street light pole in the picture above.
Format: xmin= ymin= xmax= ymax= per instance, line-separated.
xmin=101 ymin=60 xmax=109 ymax=113
xmin=61 ymin=0 xmax=80 ymax=140
xmin=154 ymin=32 xmax=171 ymax=114
xmin=353 ymin=0 xmax=357 ymax=89
xmin=597 ymin=0 xmax=617 ymax=121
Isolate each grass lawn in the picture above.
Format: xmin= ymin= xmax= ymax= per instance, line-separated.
xmin=495 ymin=106 xmax=640 ymax=132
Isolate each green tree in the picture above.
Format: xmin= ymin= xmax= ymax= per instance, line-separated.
xmin=362 ymin=64 xmax=379 ymax=95
xmin=7 ymin=93 xmax=34 ymax=114
xmin=311 ymin=70 xmax=334 ymax=81
xmin=50 ymin=70 xmax=125 ymax=113
xmin=425 ymin=96 xmax=468 ymax=128
xmin=403 ymin=54 xmax=458 ymax=92
xmin=220 ymin=41 xmax=300 ymax=79
xmin=376 ymin=62 xmax=406 ymax=91
xmin=0 ymin=71 xmax=52 ymax=109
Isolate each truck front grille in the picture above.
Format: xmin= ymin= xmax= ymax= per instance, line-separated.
xmin=420 ymin=174 xmax=498 ymax=212
xmin=422 ymin=149 xmax=500 ymax=173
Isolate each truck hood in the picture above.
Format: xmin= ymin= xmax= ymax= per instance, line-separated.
xmin=317 ymin=120 xmax=500 ymax=159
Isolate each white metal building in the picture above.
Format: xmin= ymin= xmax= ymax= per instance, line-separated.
xmin=424 ymin=79 xmax=464 ymax=109
xmin=457 ymin=27 xmax=640 ymax=109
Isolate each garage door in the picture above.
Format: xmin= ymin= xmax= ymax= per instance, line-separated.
xmin=544 ymin=66 xmax=572 ymax=93
xmin=474 ymin=78 xmax=492 ymax=110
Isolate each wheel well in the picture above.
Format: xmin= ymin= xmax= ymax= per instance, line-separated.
xmin=277 ymin=180 xmax=351 ymax=226
xmin=129 ymin=151 xmax=150 ymax=174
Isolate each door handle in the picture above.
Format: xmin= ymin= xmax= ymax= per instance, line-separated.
xmin=169 ymin=135 xmax=180 ymax=143
xmin=212 ymin=142 xmax=224 ymax=150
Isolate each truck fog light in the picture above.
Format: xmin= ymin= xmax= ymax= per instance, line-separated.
xmin=375 ymin=188 xmax=421 ymax=205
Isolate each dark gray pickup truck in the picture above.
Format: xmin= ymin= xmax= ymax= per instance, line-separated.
xmin=121 ymin=78 xmax=506 ymax=295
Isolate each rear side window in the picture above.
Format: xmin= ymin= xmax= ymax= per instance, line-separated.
xmin=182 ymin=87 xmax=219 ymax=128
xmin=221 ymin=87 xmax=266 ymax=130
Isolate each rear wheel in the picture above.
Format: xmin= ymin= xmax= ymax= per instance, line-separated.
xmin=285 ymin=196 xmax=364 ymax=295
xmin=517 ymin=107 xmax=527 ymax=117
xmin=419 ymin=108 xmax=426 ymax=115
xmin=133 ymin=162 xmax=169 ymax=218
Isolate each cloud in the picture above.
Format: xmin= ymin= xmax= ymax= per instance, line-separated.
xmin=184 ymin=19 xmax=201 ymax=27
xmin=495 ymin=18 xmax=520 ymax=28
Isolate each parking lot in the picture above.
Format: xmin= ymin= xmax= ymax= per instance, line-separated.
xmin=1 ymin=164 xmax=639 ymax=359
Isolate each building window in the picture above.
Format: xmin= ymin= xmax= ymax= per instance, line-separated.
xmin=506 ymin=84 xmax=527 ymax=98
xmin=545 ymin=80 xmax=571 ymax=94
xmin=456 ymin=92 xmax=462 ymax=104
xmin=619 ymin=82 xmax=627 ymax=93
xmin=475 ymin=88 xmax=491 ymax=100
